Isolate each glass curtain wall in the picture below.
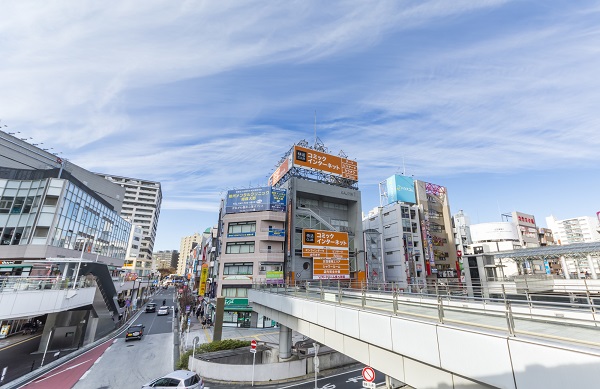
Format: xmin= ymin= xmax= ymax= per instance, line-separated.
xmin=0 ymin=178 xmax=131 ymax=260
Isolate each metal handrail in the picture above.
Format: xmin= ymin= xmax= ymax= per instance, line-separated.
xmin=0 ymin=275 xmax=88 ymax=293
xmin=252 ymin=280 xmax=600 ymax=347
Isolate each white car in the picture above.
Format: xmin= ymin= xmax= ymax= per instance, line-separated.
xmin=157 ymin=306 xmax=170 ymax=316
xmin=142 ymin=370 xmax=204 ymax=389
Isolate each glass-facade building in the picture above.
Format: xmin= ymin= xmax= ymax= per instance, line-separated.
xmin=0 ymin=176 xmax=131 ymax=260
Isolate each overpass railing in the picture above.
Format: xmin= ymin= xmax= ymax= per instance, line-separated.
xmin=0 ymin=275 xmax=89 ymax=293
xmin=252 ymin=280 xmax=600 ymax=348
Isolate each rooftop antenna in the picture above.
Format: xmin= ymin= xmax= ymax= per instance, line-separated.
xmin=314 ymin=110 xmax=317 ymax=148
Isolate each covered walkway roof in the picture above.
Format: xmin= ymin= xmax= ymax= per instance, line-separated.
xmin=493 ymin=242 xmax=600 ymax=260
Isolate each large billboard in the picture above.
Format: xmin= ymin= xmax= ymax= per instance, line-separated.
xmin=302 ymin=229 xmax=350 ymax=280
xmin=385 ymin=175 xmax=416 ymax=204
xmin=293 ymin=145 xmax=358 ymax=181
xmin=225 ymin=187 xmax=287 ymax=214
xmin=268 ymin=157 xmax=291 ymax=186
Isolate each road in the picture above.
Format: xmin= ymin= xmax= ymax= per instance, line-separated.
xmin=203 ymin=365 xmax=389 ymax=389
xmin=17 ymin=288 xmax=176 ymax=389
xmin=71 ymin=288 xmax=176 ymax=389
xmin=0 ymin=333 xmax=64 ymax=385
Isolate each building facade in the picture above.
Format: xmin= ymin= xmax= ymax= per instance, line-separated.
xmin=179 ymin=233 xmax=202 ymax=276
xmin=363 ymin=203 xmax=425 ymax=287
xmin=154 ymin=250 xmax=179 ymax=270
xmin=414 ymin=180 xmax=458 ymax=283
xmin=97 ymin=174 xmax=162 ymax=271
xmin=546 ymin=215 xmax=600 ymax=245
xmin=123 ymin=224 xmax=145 ymax=276
xmin=216 ymin=186 xmax=286 ymax=327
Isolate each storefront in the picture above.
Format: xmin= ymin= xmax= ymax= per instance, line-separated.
xmin=223 ymin=298 xmax=253 ymax=327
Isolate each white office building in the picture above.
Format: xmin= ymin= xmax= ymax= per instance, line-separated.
xmin=97 ymin=174 xmax=162 ymax=271
xmin=546 ymin=215 xmax=600 ymax=245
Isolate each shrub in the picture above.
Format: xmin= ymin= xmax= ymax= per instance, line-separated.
xmin=177 ymin=339 xmax=252 ymax=369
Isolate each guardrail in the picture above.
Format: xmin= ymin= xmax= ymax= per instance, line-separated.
xmin=0 ymin=276 xmax=88 ymax=293
xmin=252 ymin=280 xmax=600 ymax=348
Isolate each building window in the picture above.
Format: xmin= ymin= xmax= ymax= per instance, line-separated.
xmin=228 ymin=222 xmax=256 ymax=234
xmin=222 ymin=287 xmax=249 ymax=298
xmin=223 ymin=262 xmax=253 ymax=275
xmin=225 ymin=242 xmax=255 ymax=254
xmin=402 ymin=219 xmax=411 ymax=233
xmin=401 ymin=206 xmax=409 ymax=218
xmin=323 ymin=201 xmax=348 ymax=210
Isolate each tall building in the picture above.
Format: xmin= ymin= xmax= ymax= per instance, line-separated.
xmin=511 ymin=211 xmax=540 ymax=248
xmin=215 ymin=187 xmax=287 ymax=327
xmin=361 ymin=175 xmax=427 ymax=287
xmin=414 ymin=180 xmax=458 ymax=282
xmin=97 ymin=174 xmax=162 ymax=271
xmin=0 ymin=131 xmax=131 ymax=268
xmin=270 ymin=141 xmax=363 ymax=283
xmin=154 ymin=250 xmax=179 ymax=270
xmin=546 ymin=215 xmax=600 ymax=245
xmin=179 ymin=232 xmax=202 ymax=276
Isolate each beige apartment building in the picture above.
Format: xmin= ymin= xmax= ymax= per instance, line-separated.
xmin=179 ymin=233 xmax=202 ymax=276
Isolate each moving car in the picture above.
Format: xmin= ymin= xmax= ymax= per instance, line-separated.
xmin=125 ymin=324 xmax=145 ymax=341
xmin=157 ymin=306 xmax=169 ymax=316
xmin=145 ymin=303 xmax=157 ymax=313
xmin=142 ymin=370 xmax=204 ymax=389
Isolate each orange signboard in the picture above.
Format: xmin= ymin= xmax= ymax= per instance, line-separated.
xmin=302 ymin=229 xmax=349 ymax=249
xmin=293 ymin=145 xmax=358 ymax=181
xmin=268 ymin=157 xmax=291 ymax=186
xmin=302 ymin=229 xmax=350 ymax=280
xmin=302 ymin=247 xmax=349 ymax=259
xmin=313 ymin=258 xmax=350 ymax=279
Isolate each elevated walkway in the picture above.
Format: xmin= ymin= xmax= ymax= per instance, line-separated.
xmin=249 ymin=283 xmax=600 ymax=389
xmin=0 ymin=277 xmax=96 ymax=320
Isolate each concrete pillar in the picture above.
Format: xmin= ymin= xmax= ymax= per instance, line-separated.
xmin=82 ymin=317 xmax=98 ymax=346
xmin=278 ymin=325 xmax=292 ymax=359
xmin=560 ymin=256 xmax=570 ymax=279
xmin=38 ymin=313 xmax=57 ymax=353
xmin=587 ymin=254 xmax=598 ymax=279
xmin=61 ymin=263 xmax=70 ymax=281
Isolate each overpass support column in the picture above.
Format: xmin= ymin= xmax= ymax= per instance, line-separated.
xmin=37 ymin=313 xmax=58 ymax=353
xmin=587 ymin=254 xmax=598 ymax=279
xmin=278 ymin=325 xmax=292 ymax=360
xmin=560 ymin=256 xmax=570 ymax=279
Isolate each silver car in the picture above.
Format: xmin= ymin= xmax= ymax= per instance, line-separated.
xmin=142 ymin=370 xmax=204 ymax=389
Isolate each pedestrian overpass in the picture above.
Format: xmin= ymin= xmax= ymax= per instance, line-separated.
xmin=248 ymin=283 xmax=600 ymax=389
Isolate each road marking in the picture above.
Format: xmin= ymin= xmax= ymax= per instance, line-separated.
xmin=277 ymin=368 xmax=364 ymax=388
xmin=79 ymin=370 xmax=90 ymax=380
xmin=33 ymin=359 xmax=92 ymax=383
xmin=0 ymin=334 xmax=42 ymax=350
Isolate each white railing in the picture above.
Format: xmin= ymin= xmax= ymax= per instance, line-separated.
xmin=253 ymin=279 xmax=600 ymax=347
xmin=0 ymin=276 xmax=89 ymax=293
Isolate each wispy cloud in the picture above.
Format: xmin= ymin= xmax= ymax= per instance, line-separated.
xmin=2 ymin=0 xmax=600 ymax=246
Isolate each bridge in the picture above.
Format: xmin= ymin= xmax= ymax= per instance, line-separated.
xmin=248 ymin=281 xmax=600 ymax=389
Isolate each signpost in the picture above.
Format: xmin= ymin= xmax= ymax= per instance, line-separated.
xmin=251 ymin=339 xmax=257 ymax=386
xmin=313 ymin=343 xmax=320 ymax=389
xmin=362 ymin=366 xmax=376 ymax=388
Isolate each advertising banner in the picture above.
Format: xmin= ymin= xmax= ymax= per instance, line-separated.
xmin=313 ymin=258 xmax=351 ymax=279
xmin=268 ymin=228 xmax=285 ymax=237
xmin=292 ymin=145 xmax=358 ymax=181
xmin=385 ymin=175 xmax=416 ymax=204
xmin=198 ymin=264 xmax=209 ymax=296
xmin=269 ymin=157 xmax=291 ymax=186
xmin=302 ymin=229 xmax=350 ymax=280
xmin=266 ymin=270 xmax=284 ymax=284
xmin=225 ymin=187 xmax=287 ymax=214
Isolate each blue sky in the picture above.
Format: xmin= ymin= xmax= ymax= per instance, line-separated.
xmin=1 ymin=1 xmax=600 ymax=250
